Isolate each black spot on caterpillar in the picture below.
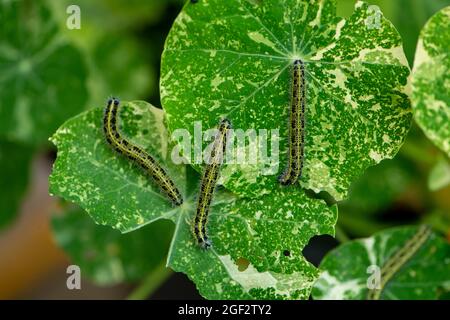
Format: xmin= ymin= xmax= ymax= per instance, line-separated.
xmin=103 ymin=98 xmax=183 ymax=206
xmin=367 ymin=225 xmax=432 ymax=300
xmin=193 ymin=118 xmax=232 ymax=249
xmin=279 ymin=59 xmax=306 ymax=186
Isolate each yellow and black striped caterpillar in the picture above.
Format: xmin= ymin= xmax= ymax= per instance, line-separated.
xmin=367 ymin=225 xmax=432 ymax=300
xmin=103 ymin=98 xmax=183 ymax=206
xmin=279 ymin=59 xmax=306 ymax=186
xmin=193 ymin=118 xmax=232 ymax=249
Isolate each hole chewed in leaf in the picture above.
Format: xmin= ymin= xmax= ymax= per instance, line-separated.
xmin=302 ymin=235 xmax=339 ymax=267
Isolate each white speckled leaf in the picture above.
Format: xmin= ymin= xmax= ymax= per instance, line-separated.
xmin=428 ymin=156 xmax=450 ymax=191
xmin=0 ymin=0 xmax=88 ymax=145
xmin=340 ymin=156 xmax=414 ymax=216
xmin=161 ymin=0 xmax=411 ymax=201
xmin=49 ymin=100 xmax=338 ymax=299
xmin=46 ymin=1 xmax=156 ymax=108
xmin=0 ymin=140 xmax=33 ymax=228
xmin=412 ymin=6 xmax=450 ymax=157
xmin=312 ymin=226 xmax=450 ymax=300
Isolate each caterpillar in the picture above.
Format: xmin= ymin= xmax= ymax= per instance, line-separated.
xmin=278 ymin=59 xmax=306 ymax=186
xmin=193 ymin=118 xmax=232 ymax=249
xmin=103 ymin=98 xmax=183 ymax=206
xmin=367 ymin=225 xmax=432 ymax=300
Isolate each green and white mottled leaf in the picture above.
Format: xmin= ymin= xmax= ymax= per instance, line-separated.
xmin=49 ymin=101 xmax=186 ymax=232
xmin=161 ymin=0 xmax=411 ymax=201
xmin=312 ymin=225 xmax=450 ymax=300
xmin=49 ymin=100 xmax=338 ymax=299
xmin=0 ymin=0 xmax=88 ymax=145
xmin=52 ymin=207 xmax=173 ymax=285
xmin=428 ymin=156 xmax=450 ymax=191
xmin=412 ymin=6 xmax=450 ymax=157
xmin=0 ymin=140 xmax=33 ymax=228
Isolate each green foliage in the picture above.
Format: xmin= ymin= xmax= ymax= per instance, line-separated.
xmin=412 ymin=6 xmax=450 ymax=157
xmin=47 ymin=0 xmax=156 ymax=108
xmin=50 ymin=102 xmax=186 ymax=232
xmin=0 ymin=0 xmax=88 ymax=145
xmin=49 ymin=100 xmax=337 ymax=299
xmin=340 ymin=156 xmax=415 ymax=216
xmin=312 ymin=225 xmax=450 ymax=300
xmin=0 ymin=0 xmax=159 ymax=229
xmin=48 ymin=0 xmax=183 ymax=31
xmin=52 ymin=207 xmax=173 ymax=285
xmin=0 ymin=141 xmax=33 ymax=228
xmin=161 ymin=0 xmax=412 ymax=201
xmin=392 ymin=0 xmax=450 ymax=66
xmin=428 ymin=156 xmax=450 ymax=191
xmin=336 ymin=0 xmax=450 ymax=66
xmin=22 ymin=0 xmax=448 ymax=300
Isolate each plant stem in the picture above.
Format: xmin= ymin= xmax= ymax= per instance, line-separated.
xmin=335 ymin=224 xmax=351 ymax=243
xmin=127 ymin=260 xmax=173 ymax=300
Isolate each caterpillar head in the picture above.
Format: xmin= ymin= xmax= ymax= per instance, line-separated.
xmin=199 ymin=238 xmax=212 ymax=250
xmin=107 ymin=97 xmax=120 ymax=106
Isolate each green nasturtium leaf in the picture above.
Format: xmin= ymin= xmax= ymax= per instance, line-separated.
xmin=411 ymin=6 xmax=450 ymax=157
xmin=49 ymin=100 xmax=338 ymax=299
xmin=0 ymin=0 xmax=88 ymax=145
xmin=0 ymin=140 xmax=33 ymax=228
xmin=160 ymin=0 xmax=411 ymax=201
xmin=49 ymin=101 xmax=186 ymax=232
xmin=312 ymin=225 xmax=450 ymax=300
xmin=340 ymin=156 xmax=415 ymax=216
xmin=52 ymin=207 xmax=173 ymax=285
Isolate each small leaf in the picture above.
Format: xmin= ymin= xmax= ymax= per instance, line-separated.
xmin=0 ymin=140 xmax=33 ymax=228
xmin=52 ymin=207 xmax=173 ymax=285
xmin=0 ymin=1 xmax=89 ymax=145
xmin=161 ymin=0 xmax=411 ymax=201
xmin=428 ymin=156 xmax=450 ymax=191
xmin=412 ymin=6 xmax=450 ymax=157
xmin=312 ymin=225 xmax=450 ymax=300
xmin=49 ymin=100 xmax=338 ymax=299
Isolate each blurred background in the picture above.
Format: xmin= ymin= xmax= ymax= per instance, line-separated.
xmin=0 ymin=0 xmax=449 ymax=300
